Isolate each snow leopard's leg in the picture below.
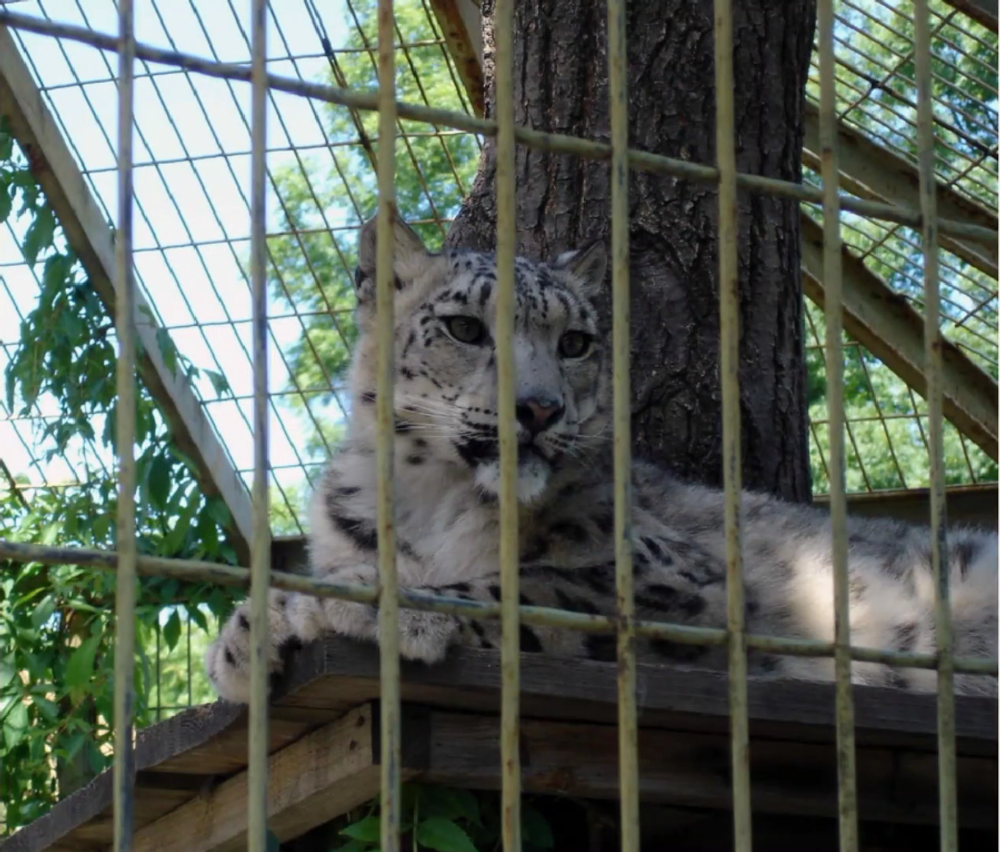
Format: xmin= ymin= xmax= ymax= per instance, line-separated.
xmin=205 ymin=561 xmax=481 ymax=703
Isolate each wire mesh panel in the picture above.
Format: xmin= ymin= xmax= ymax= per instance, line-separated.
xmin=0 ymin=1 xmax=997 ymax=851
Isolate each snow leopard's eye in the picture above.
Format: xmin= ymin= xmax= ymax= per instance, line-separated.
xmin=443 ymin=315 xmax=487 ymax=346
xmin=558 ymin=330 xmax=592 ymax=359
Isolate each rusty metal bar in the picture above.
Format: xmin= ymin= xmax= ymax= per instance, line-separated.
xmin=111 ymin=1 xmax=137 ymax=850
xmin=374 ymin=2 xmax=402 ymax=850
xmin=494 ymin=0 xmax=521 ymax=849
xmin=713 ymin=1 xmax=751 ymax=850
xmin=1 ymin=537 xmax=995 ymax=675
xmin=817 ymin=2 xmax=860 ymax=850
xmin=914 ymin=2 xmax=958 ymax=850
xmin=0 ymin=9 xmax=994 ymax=245
xmin=247 ymin=1 xmax=271 ymax=850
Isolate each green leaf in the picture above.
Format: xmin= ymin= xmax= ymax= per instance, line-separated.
xmin=148 ymin=454 xmax=172 ymax=510
xmin=0 ymin=184 xmax=11 ymax=224
xmin=162 ymin=609 xmax=181 ymax=651
xmin=21 ymin=204 xmax=56 ymax=266
xmin=415 ymin=817 xmax=478 ymax=852
xmin=340 ymin=814 xmax=381 ymax=843
xmin=155 ymin=327 xmax=179 ymax=376
xmin=30 ymin=595 xmax=56 ymax=629
xmin=418 ymin=786 xmax=480 ymax=825
xmin=33 ymin=695 xmax=59 ymax=723
xmin=265 ymin=830 xmax=281 ymax=852
xmin=521 ymin=807 xmax=554 ymax=850
xmin=65 ymin=634 xmax=101 ymax=689
xmin=3 ymin=700 xmax=28 ymax=750
xmin=203 ymin=368 xmax=231 ymax=398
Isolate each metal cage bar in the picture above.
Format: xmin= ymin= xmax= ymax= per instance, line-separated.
xmin=607 ymin=1 xmax=639 ymax=851
xmin=375 ymin=1 xmax=403 ymax=849
xmin=493 ymin=1 xmax=522 ymax=849
xmin=247 ymin=0 xmax=271 ymax=849
xmin=914 ymin=2 xmax=958 ymax=850
xmin=817 ymin=2 xmax=860 ymax=850
xmin=713 ymin=2 xmax=751 ymax=850
xmin=111 ymin=2 xmax=137 ymax=850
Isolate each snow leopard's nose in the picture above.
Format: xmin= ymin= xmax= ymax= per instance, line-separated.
xmin=515 ymin=395 xmax=565 ymax=435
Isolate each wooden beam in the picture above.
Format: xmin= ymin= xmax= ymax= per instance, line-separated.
xmin=802 ymin=101 xmax=998 ymax=280
xmin=813 ymin=483 xmax=997 ymax=530
xmin=427 ymin=0 xmax=485 ymax=117
xmin=0 ymin=25 xmax=252 ymax=564
xmin=3 ymin=641 xmax=995 ymax=852
xmin=800 ymin=215 xmax=998 ymax=462
xmin=941 ymin=0 xmax=998 ymax=32
xmin=131 ymin=704 xmax=386 ymax=852
xmin=412 ymin=709 xmax=997 ymax=828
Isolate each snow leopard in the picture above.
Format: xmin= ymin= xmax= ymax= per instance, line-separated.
xmin=205 ymin=215 xmax=998 ymax=703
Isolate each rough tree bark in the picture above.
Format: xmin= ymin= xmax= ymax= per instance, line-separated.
xmin=447 ymin=0 xmax=817 ymax=503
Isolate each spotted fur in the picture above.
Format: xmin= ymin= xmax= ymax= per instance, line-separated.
xmin=206 ymin=217 xmax=998 ymax=702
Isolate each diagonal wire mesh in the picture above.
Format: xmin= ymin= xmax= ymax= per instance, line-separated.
xmin=2 ymin=0 xmax=481 ymax=538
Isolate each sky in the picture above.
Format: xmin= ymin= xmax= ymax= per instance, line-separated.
xmin=0 ymin=0 xmax=370 ymax=528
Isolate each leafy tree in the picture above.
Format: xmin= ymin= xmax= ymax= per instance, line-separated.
xmin=0 ymin=117 xmax=239 ymax=833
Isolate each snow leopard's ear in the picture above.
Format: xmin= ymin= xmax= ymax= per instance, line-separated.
xmin=355 ymin=214 xmax=434 ymax=303
xmin=550 ymin=240 xmax=608 ymax=298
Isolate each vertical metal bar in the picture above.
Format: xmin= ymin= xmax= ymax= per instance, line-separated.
xmin=375 ymin=1 xmax=401 ymax=850
xmin=713 ymin=2 xmax=751 ymax=850
xmin=494 ymin=0 xmax=520 ymax=850
xmin=112 ymin=1 xmax=136 ymax=850
xmin=817 ymin=2 xmax=859 ymax=850
xmin=247 ymin=0 xmax=271 ymax=850
xmin=914 ymin=3 xmax=957 ymax=850
xmin=607 ymin=1 xmax=638 ymax=850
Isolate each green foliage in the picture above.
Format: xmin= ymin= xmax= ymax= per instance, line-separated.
xmin=0 ymin=114 xmax=239 ymax=835
xmin=331 ymin=785 xmax=554 ymax=852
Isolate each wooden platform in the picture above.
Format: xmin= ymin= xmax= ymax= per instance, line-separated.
xmin=3 ymin=638 xmax=996 ymax=852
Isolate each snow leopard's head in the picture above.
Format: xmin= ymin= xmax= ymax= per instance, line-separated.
xmin=349 ymin=215 xmax=610 ymax=504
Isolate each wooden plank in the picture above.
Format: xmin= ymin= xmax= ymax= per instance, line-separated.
xmin=802 ymin=101 xmax=998 ymax=280
xmin=0 ymin=703 xmax=246 ymax=852
xmin=130 ymin=704 xmax=388 ymax=852
xmin=411 ymin=710 xmax=997 ymax=828
xmin=941 ymin=0 xmax=998 ymax=32
xmin=1 ymin=642 xmax=995 ymax=852
xmin=801 ymin=215 xmax=999 ymax=461
xmin=427 ymin=0 xmax=485 ymax=116
xmin=276 ymin=638 xmax=998 ymax=748
xmin=0 ymin=25 xmax=252 ymax=564
xmin=813 ymin=483 xmax=998 ymax=530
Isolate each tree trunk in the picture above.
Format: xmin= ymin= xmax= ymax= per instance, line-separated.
xmin=447 ymin=0 xmax=816 ymax=503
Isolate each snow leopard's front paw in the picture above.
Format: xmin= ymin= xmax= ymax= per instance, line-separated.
xmin=205 ymin=589 xmax=302 ymax=704
xmin=383 ymin=608 xmax=460 ymax=665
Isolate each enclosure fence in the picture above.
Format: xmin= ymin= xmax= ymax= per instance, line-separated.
xmin=0 ymin=1 xmax=997 ymax=852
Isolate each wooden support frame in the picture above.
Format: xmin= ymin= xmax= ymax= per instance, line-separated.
xmin=0 ymin=24 xmax=253 ymax=564
xmin=802 ymin=101 xmax=999 ymax=280
xmin=1 ymin=640 xmax=995 ymax=852
xmin=801 ymin=215 xmax=998 ymax=462
xmin=941 ymin=0 xmax=998 ymax=32
xmin=427 ymin=0 xmax=485 ymax=117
